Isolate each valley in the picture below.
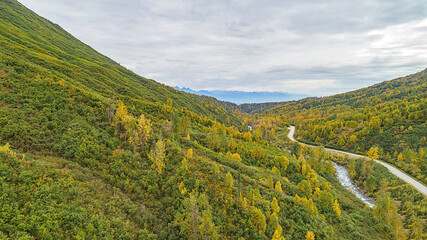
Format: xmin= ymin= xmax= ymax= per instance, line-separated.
xmin=0 ymin=1 xmax=425 ymax=239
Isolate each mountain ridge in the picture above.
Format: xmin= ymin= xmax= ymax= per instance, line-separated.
xmin=175 ymin=86 xmax=308 ymax=104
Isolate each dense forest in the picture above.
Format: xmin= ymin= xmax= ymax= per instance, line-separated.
xmin=0 ymin=0 xmax=425 ymax=239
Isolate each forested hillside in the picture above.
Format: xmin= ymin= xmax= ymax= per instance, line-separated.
xmin=259 ymin=70 xmax=427 ymax=185
xmin=0 ymin=0 xmax=424 ymax=239
xmin=240 ymin=71 xmax=427 ymax=239
xmin=0 ymin=0 xmax=240 ymax=128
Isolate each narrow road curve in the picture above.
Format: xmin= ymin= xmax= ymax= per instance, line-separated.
xmin=287 ymin=126 xmax=427 ymax=197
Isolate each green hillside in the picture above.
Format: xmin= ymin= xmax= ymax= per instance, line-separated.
xmin=0 ymin=0 xmax=424 ymax=239
xmin=258 ymin=70 xmax=427 ymax=185
xmin=241 ymin=71 xmax=427 ymax=239
xmin=0 ymin=0 xmax=240 ymax=127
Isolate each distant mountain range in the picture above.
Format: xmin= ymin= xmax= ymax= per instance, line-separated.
xmin=175 ymin=87 xmax=308 ymax=104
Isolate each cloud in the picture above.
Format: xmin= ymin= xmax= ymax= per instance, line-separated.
xmin=18 ymin=0 xmax=427 ymax=96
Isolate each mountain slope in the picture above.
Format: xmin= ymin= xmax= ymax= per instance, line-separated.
xmin=259 ymin=70 xmax=427 ymax=184
xmin=0 ymin=0 xmax=240 ymax=127
xmin=175 ymin=87 xmax=307 ymax=104
xmin=242 ymin=71 xmax=427 ymax=237
xmin=0 ymin=1 xmax=420 ymax=239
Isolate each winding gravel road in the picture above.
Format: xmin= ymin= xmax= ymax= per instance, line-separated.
xmin=287 ymin=126 xmax=427 ymax=197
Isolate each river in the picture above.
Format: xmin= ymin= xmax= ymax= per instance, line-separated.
xmin=332 ymin=162 xmax=375 ymax=207
xmin=287 ymin=126 xmax=427 ymax=197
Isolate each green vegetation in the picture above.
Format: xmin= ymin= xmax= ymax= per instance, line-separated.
xmin=251 ymin=70 xmax=427 ymax=184
xmin=0 ymin=0 xmax=425 ymax=239
xmin=332 ymin=152 xmax=426 ymax=239
xmin=241 ymin=74 xmax=427 ymax=238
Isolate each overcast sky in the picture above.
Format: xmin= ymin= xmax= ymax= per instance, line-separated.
xmin=19 ymin=0 xmax=427 ymax=96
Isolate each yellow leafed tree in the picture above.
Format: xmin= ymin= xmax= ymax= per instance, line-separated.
xmin=113 ymin=100 xmax=129 ymax=141
xmin=275 ymin=181 xmax=283 ymax=193
xmin=243 ymin=131 xmax=252 ymax=141
xmin=225 ymin=172 xmax=234 ymax=194
xmin=136 ymin=114 xmax=152 ymax=152
xmin=333 ymin=199 xmax=341 ymax=216
xmin=272 ymin=225 xmax=286 ymax=240
xmin=367 ymin=147 xmax=379 ymax=160
xmin=228 ymin=138 xmax=237 ymax=151
xmin=274 ymin=156 xmax=289 ymax=171
xmin=271 ymin=197 xmax=280 ymax=214
xmin=226 ymin=151 xmax=242 ymax=162
xmin=186 ymin=148 xmax=193 ymax=159
xmin=179 ymin=182 xmax=187 ymax=195
xmin=306 ymin=231 xmax=315 ymax=240
xmin=180 ymin=158 xmax=189 ymax=173
xmin=250 ymin=206 xmax=266 ymax=234
xmin=150 ymin=139 xmax=166 ymax=175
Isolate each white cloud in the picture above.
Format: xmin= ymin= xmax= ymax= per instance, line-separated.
xmin=361 ymin=18 xmax=427 ymax=59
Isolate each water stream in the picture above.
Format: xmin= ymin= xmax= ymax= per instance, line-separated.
xmin=332 ymin=162 xmax=375 ymax=207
